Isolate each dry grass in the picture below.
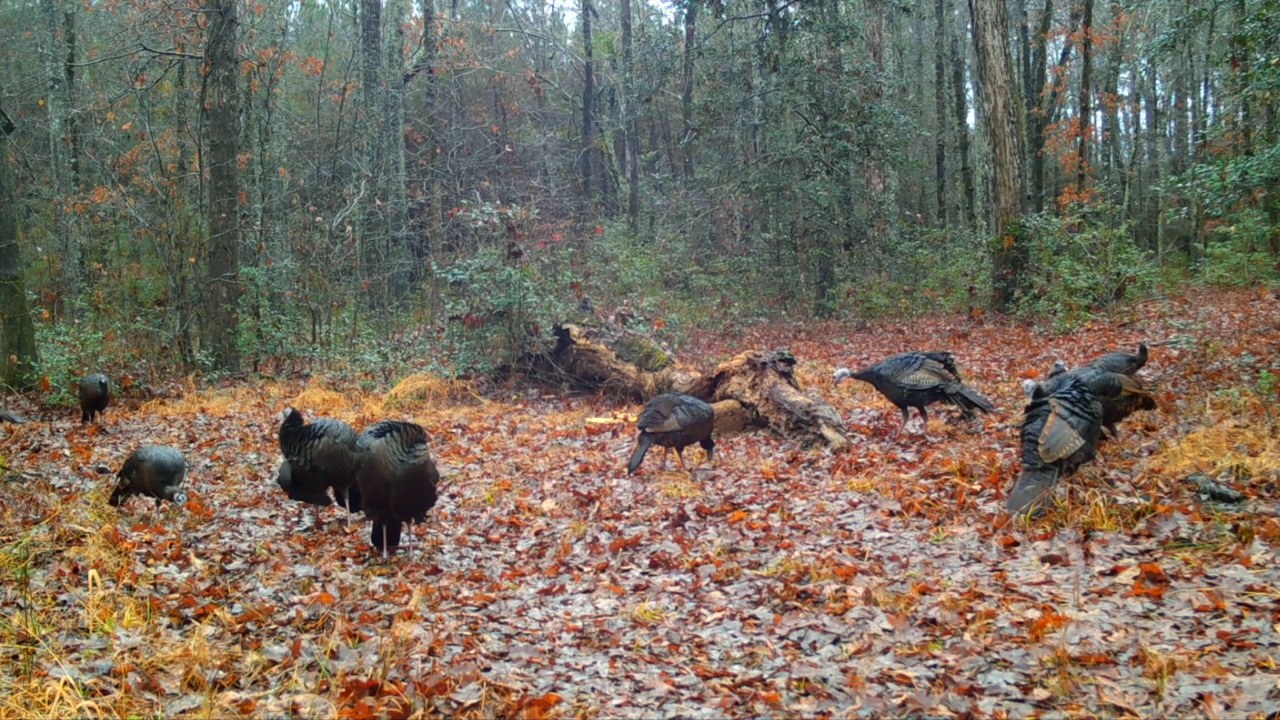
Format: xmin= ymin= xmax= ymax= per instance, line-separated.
xmin=1147 ymin=415 xmax=1279 ymax=481
xmin=380 ymin=373 xmax=482 ymax=414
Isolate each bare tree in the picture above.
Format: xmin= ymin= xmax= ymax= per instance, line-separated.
xmin=202 ymin=0 xmax=241 ymax=371
xmin=970 ymin=0 xmax=1029 ymax=311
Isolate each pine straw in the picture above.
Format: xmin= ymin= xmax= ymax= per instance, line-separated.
xmin=140 ymin=379 xmax=301 ymax=419
xmin=378 ymin=374 xmax=481 ymax=415
xmin=0 ymin=482 xmax=156 ymax=718
xmin=1147 ymin=416 xmax=1279 ymax=481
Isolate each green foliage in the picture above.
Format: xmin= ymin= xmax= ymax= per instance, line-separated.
xmin=1256 ymin=369 xmax=1278 ymax=403
xmin=836 ymin=229 xmax=990 ymax=319
xmin=579 ymin=221 xmax=790 ymax=337
xmin=1017 ymin=213 xmax=1160 ymax=329
xmin=33 ymin=323 xmax=109 ymax=407
xmin=1197 ymin=210 xmax=1280 ymax=286
xmin=436 ymin=246 xmax=569 ymax=375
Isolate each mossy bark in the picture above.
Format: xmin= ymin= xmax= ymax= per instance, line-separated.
xmin=0 ymin=110 xmax=39 ymax=389
xmin=537 ymin=327 xmax=851 ymax=450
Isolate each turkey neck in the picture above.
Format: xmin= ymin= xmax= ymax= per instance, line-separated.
xmin=851 ymin=369 xmax=894 ymax=393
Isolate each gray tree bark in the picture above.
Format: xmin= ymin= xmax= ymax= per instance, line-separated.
xmin=0 ymin=106 xmax=39 ymax=388
xmin=970 ymin=0 xmax=1029 ymax=311
xmin=202 ymin=0 xmax=242 ymax=371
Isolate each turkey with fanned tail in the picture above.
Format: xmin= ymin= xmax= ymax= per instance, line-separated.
xmin=355 ymin=420 xmax=439 ymax=558
xmin=1028 ymin=365 xmax=1156 ymax=439
xmin=833 ymin=351 xmax=995 ymax=439
xmin=627 ymin=393 xmax=715 ymax=474
xmin=276 ymin=408 xmax=361 ymax=524
xmin=1006 ymin=375 xmax=1109 ymax=516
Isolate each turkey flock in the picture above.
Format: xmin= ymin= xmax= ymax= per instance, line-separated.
xmin=49 ymin=340 xmax=1152 ymax=562
xmin=831 ymin=343 xmax=1155 ymax=516
xmin=62 ymin=373 xmax=440 ymax=559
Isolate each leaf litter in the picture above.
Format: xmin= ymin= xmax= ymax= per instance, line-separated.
xmin=1 ymin=288 xmax=1279 ymax=717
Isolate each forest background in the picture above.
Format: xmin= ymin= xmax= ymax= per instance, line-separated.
xmin=0 ymin=0 xmax=1277 ymax=390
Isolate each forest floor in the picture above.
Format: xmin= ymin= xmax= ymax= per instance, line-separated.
xmin=1 ymin=287 xmax=1279 ymax=718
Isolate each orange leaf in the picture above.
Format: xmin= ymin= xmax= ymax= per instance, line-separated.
xmin=727 ymin=510 xmax=749 ymax=524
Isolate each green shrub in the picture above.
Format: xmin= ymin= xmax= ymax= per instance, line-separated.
xmin=436 ymin=246 xmax=569 ymax=375
xmin=1018 ymin=213 xmax=1159 ymax=329
xmin=1197 ymin=209 xmax=1279 ymax=286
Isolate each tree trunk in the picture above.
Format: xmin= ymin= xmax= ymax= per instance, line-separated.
xmin=1101 ymin=6 xmax=1125 ymax=189
xmin=970 ymin=0 xmax=1029 ymax=311
xmin=1229 ymin=0 xmax=1251 ymax=156
xmin=360 ymin=0 xmax=386 ymax=307
xmin=42 ymin=0 xmax=79 ymax=319
xmin=1075 ymin=0 xmax=1094 ymax=196
xmin=621 ymin=0 xmax=639 ymax=231
xmin=385 ymin=0 xmax=410 ymax=301
xmin=415 ymin=0 xmax=440 ymax=268
xmin=581 ymin=0 xmax=595 ymax=200
xmin=681 ymin=0 xmax=697 ymax=184
xmin=202 ymin=0 xmax=241 ymax=372
xmin=934 ymin=0 xmax=948 ymax=227
xmin=951 ymin=0 xmax=976 ymax=229
xmin=864 ymin=0 xmax=892 ymax=256
xmin=0 ymin=106 xmax=39 ymax=388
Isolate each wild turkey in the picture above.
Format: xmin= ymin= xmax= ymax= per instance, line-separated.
xmin=110 ymin=445 xmax=188 ymax=508
xmin=1006 ymin=376 xmax=1105 ymax=515
xmin=355 ymin=420 xmax=439 ymax=557
xmin=277 ymin=408 xmax=361 ymax=522
xmin=833 ymin=351 xmax=995 ymax=439
xmin=1086 ymin=342 xmax=1148 ymax=376
xmin=79 ymin=374 xmax=111 ymax=424
xmin=1031 ymin=366 xmax=1156 ymax=438
xmin=627 ymin=393 xmax=715 ymax=474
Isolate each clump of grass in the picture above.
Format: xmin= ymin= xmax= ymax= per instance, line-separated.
xmin=382 ymin=373 xmax=479 ymax=413
xmin=1147 ymin=415 xmax=1278 ymax=480
xmin=655 ymin=475 xmax=702 ymax=499
xmin=629 ymin=600 xmax=669 ymax=625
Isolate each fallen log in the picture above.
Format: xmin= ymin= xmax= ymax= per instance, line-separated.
xmin=532 ymin=325 xmax=851 ymax=450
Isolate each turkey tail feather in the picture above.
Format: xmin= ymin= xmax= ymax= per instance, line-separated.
xmin=628 ymin=435 xmax=653 ymax=474
xmin=950 ymin=385 xmax=995 ymax=415
xmin=1006 ymin=467 xmax=1060 ymax=515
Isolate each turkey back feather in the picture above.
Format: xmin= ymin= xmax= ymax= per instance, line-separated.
xmin=356 ymin=420 xmax=439 ymax=554
xmin=110 ymin=445 xmax=187 ymax=508
xmin=1031 ymin=366 xmax=1155 ymax=438
xmin=834 ymin=352 xmax=995 ymax=435
xmin=277 ymin=409 xmax=361 ymax=512
xmin=628 ymin=393 xmax=715 ymax=474
xmin=1006 ymin=377 xmax=1104 ymax=515
xmin=79 ymin=374 xmax=111 ymax=424
xmin=1087 ymin=342 xmax=1148 ymax=376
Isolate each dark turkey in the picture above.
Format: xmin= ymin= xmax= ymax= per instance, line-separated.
xmin=1031 ymin=366 xmax=1156 ymax=438
xmin=79 ymin=373 xmax=111 ymax=424
xmin=1086 ymin=342 xmax=1148 ymax=376
xmin=277 ymin=408 xmax=361 ymax=518
xmin=627 ymin=393 xmax=715 ymax=474
xmin=833 ymin=351 xmax=995 ymax=439
xmin=1005 ymin=376 xmax=1105 ymax=516
xmin=355 ymin=420 xmax=439 ymax=557
xmin=110 ymin=445 xmax=187 ymax=508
